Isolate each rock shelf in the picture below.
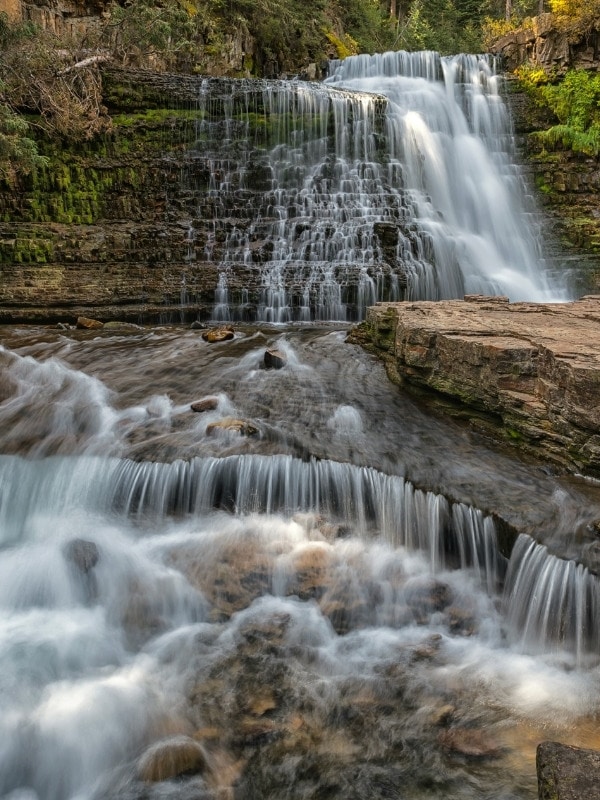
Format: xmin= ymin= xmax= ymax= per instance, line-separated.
xmin=357 ymin=295 xmax=600 ymax=477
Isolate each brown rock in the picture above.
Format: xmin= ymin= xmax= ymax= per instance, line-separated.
xmin=537 ymin=741 xmax=600 ymax=800
xmin=438 ymin=727 xmax=502 ymax=758
xmin=76 ymin=316 xmax=103 ymax=330
xmin=191 ymin=397 xmax=219 ymax=413
xmin=202 ymin=326 xmax=234 ymax=343
xmin=136 ymin=735 xmax=208 ymax=782
xmin=206 ymin=418 xmax=258 ymax=436
xmin=264 ymin=348 xmax=287 ymax=369
xmin=362 ymin=297 xmax=600 ymax=477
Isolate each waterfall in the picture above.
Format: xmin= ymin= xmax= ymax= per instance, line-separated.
xmin=0 ymin=453 xmax=501 ymax=586
xmin=184 ymin=52 xmax=565 ymax=322
xmin=504 ymin=534 xmax=600 ymax=661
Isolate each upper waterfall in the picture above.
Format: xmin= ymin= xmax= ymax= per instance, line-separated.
xmin=189 ymin=51 xmax=567 ymax=323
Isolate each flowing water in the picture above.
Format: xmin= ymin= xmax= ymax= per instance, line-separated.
xmin=188 ymin=52 xmax=568 ymax=323
xmin=1 ymin=323 xmax=600 ymax=800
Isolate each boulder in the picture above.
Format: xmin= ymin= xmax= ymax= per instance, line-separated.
xmin=136 ymin=736 xmax=208 ymax=782
xmin=537 ymin=741 xmax=600 ymax=800
xmin=76 ymin=316 xmax=103 ymax=330
xmin=202 ymin=326 xmax=234 ymax=343
xmin=191 ymin=397 xmax=219 ymax=413
xmin=206 ymin=417 xmax=258 ymax=436
xmin=264 ymin=348 xmax=287 ymax=369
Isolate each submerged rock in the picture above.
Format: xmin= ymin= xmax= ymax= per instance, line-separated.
xmin=206 ymin=418 xmax=258 ymax=436
xmin=438 ymin=727 xmax=502 ymax=759
xmin=136 ymin=736 xmax=208 ymax=782
xmin=191 ymin=397 xmax=219 ymax=413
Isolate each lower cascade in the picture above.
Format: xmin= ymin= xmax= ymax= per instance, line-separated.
xmin=184 ymin=51 xmax=568 ymax=323
xmin=1 ymin=323 xmax=600 ymax=800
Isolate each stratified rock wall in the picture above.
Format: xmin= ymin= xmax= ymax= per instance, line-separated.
xmin=491 ymin=13 xmax=600 ymax=73
xmin=359 ymin=295 xmax=600 ymax=476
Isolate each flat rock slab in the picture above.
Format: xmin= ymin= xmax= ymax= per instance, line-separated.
xmin=537 ymin=741 xmax=600 ymax=800
xmin=361 ymin=295 xmax=600 ymax=476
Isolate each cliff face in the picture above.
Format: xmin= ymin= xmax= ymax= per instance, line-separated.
xmin=490 ymin=12 xmax=600 ymax=74
xmin=489 ymin=14 xmax=600 ymax=295
xmin=0 ymin=71 xmax=291 ymax=323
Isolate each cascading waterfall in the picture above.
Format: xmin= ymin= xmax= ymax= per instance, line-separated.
xmin=185 ymin=52 xmax=566 ymax=322
xmin=504 ymin=534 xmax=600 ymax=661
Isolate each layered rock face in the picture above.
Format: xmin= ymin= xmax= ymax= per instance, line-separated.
xmin=358 ymin=295 xmax=600 ymax=476
xmin=0 ymin=72 xmax=304 ymax=323
xmin=491 ymin=13 xmax=600 ymax=74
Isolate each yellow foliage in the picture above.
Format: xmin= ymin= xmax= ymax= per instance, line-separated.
xmin=514 ymin=63 xmax=550 ymax=86
xmin=548 ymin=0 xmax=581 ymax=15
xmin=324 ymin=30 xmax=359 ymax=60
xmin=481 ymin=17 xmax=517 ymax=48
xmin=176 ymin=0 xmax=198 ymax=17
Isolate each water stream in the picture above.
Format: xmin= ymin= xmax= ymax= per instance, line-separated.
xmin=1 ymin=323 xmax=600 ymax=800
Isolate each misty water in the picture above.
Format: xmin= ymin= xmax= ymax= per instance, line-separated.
xmin=1 ymin=52 xmax=599 ymax=800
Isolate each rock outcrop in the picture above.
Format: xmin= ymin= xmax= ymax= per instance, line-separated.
xmin=537 ymin=741 xmax=600 ymax=800
xmin=356 ymin=295 xmax=600 ymax=477
xmin=491 ymin=13 xmax=600 ymax=74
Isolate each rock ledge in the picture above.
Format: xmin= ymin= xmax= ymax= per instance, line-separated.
xmin=356 ymin=296 xmax=600 ymax=476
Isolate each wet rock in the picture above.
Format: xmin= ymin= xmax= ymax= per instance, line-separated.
xmin=264 ymin=348 xmax=287 ymax=369
xmin=202 ymin=326 xmax=234 ymax=343
xmin=411 ymin=633 xmax=443 ymax=661
xmin=404 ymin=577 xmax=453 ymax=623
xmin=191 ymin=397 xmax=219 ymax=413
xmin=63 ymin=538 xmax=99 ymax=573
xmin=76 ymin=316 xmax=103 ymax=330
xmin=284 ymin=543 xmax=333 ymax=601
xmin=206 ymin=417 xmax=258 ymax=436
xmin=136 ymin=735 xmax=208 ymax=782
xmin=103 ymin=321 xmax=143 ymax=330
xmin=57 ymin=322 xmax=72 ymax=330
xmin=438 ymin=727 xmax=502 ymax=759
xmin=170 ymin=539 xmax=272 ymax=619
xmin=430 ymin=704 xmax=455 ymax=727
xmin=445 ymin=605 xmax=477 ymax=636
xmin=191 ymin=320 xmax=208 ymax=329
xmin=319 ymin=578 xmax=372 ymax=634
xmin=537 ymin=741 xmax=600 ymax=800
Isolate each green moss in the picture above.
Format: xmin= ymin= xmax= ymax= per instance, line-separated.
xmin=0 ymin=234 xmax=55 ymax=264
xmin=506 ymin=428 xmax=523 ymax=441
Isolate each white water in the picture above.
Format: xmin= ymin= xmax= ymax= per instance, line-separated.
xmin=191 ymin=52 xmax=567 ymax=322
xmin=1 ymin=326 xmax=600 ymax=799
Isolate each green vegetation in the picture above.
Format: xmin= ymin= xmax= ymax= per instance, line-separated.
xmin=0 ymin=0 xmax=599 ymax=184
xmin=516 ymin=66 xmax=600 ymax=156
